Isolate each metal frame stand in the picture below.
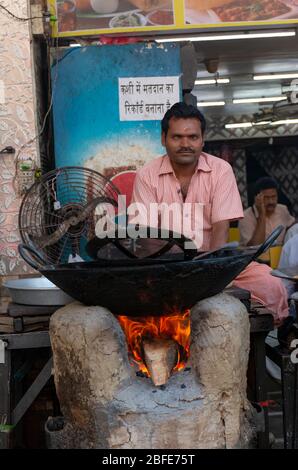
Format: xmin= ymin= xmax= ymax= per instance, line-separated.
xmin=266 ymin=343 xmax=298 ymax=449
xmin=0 ymin=331 xmax=52 ymax=449
xmin=248 ymin=313 xmax=274 ymax=449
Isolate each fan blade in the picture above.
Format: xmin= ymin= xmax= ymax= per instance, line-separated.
xmin=31 ymin=197 xmax=117 ymax=249
xmin=76 ymin=196 xmax=118 ymax=223
xmin=32 ymin=219 xmax=73 ymax=249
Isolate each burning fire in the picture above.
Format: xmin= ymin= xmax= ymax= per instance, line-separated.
xmin=117 ymin=310 xmax=191 ymax=376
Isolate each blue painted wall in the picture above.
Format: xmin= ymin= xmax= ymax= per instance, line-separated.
xmin=51 ymin=43 xmax=181 ymax=170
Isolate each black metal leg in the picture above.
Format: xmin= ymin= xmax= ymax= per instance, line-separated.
xmin=248 ymin=332 xmax=270 ymax=448
xmin=281 ymin=356 xmax=298 ymax=449
xmin=11 ymin=357 xmax=53 ymax=427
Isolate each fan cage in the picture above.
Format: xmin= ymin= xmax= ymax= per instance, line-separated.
xmin=18 ymin=166 xmax=120 ymax=265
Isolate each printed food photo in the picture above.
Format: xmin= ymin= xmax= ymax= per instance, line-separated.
xmin=184 ymin=0 xmax=298 ymax=24
xmin=57 ymin=0 xmax=175 ymax=32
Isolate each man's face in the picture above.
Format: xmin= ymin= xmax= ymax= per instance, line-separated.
xmin=162 ymin=117 xmax=204 ymax=167
xmin=260 ymin=188 xmax=278 ymax=214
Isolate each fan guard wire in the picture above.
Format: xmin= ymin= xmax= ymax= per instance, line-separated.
xmin=18 ymin=166 xmax=120 ymax=265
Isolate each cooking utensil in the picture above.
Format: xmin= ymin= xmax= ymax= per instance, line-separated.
xmin=271 ymin=265 xmax=298 ymax=281
xmin=3 ymin=277 xmax=74 ymax=306
xmin=18 ymin=226 xmax=283 ymax=316
xmin=86 ymin=225 xmax=197 ymax=260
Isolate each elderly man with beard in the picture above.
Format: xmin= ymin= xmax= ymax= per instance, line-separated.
xmin=130 ymin=102 xmax=288 ymax=325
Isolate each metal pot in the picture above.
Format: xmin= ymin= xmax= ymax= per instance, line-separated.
xmin=3 ymin=276 xmax=74 ymax=306
xmin=18 ymin=226 xmax=283 ymax=316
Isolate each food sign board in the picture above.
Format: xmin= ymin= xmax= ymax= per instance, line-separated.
xmin=48 ymin=0 xmax=298 ymax=37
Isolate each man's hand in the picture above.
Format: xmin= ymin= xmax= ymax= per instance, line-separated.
xmin=246 ymin=192 xmax=267 ymax=245
xmin=255 ymin=192 xmax=266 ymax=217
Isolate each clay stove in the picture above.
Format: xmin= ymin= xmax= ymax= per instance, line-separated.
xmin=47 ymin=293 xmax=255 ymax=449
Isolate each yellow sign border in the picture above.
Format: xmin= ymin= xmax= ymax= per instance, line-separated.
xmin=48 ymin=0 xmax=298 ymax=38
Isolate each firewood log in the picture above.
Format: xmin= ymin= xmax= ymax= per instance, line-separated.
xmin=142 ymin=338 xmax=178 ymax=386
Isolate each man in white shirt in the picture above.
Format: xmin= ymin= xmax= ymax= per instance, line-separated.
xmin=239 ymin=177 xmax=295 ymax=246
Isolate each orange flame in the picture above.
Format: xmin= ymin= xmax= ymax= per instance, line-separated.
xmin=117 ymin=310 xmax=191 ymax=376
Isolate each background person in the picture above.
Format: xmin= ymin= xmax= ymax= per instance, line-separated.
xmin=239 ymin=177 xmax=295 ymax=247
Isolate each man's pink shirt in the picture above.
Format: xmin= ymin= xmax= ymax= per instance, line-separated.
xmin=130 ymin=152 xmax=244 ymax=250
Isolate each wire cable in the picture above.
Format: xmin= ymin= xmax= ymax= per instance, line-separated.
xmin=12 ymin=37 xmax=60 ymax=191
xmin=0 ymin=3 xmax=43 ymax=21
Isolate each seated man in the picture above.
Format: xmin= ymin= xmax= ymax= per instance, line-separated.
xmin=130 ymin=102 xmax=288 ymax=325
xmin=239 ymin=177 xmax=295 ymax=246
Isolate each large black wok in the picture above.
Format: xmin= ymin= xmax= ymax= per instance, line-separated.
xmin=18 ymin=226 xmax=283 ymax=317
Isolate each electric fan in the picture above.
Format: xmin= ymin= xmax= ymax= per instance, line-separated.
xmin=18 ymin=166 xmax=120 ymax=265
xmin=253 ymin=96 xmax=298 ymax=125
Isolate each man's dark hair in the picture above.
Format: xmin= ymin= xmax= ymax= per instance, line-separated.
xmin=161 ymin=102 xmax=206 ymax=136
xmin=254 ymin=177 xmax=278 ymax=196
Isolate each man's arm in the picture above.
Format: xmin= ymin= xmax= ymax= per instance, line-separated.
xmin=211 ymin=163 xmax=243 ymax=225
xmin=246 ymin=193 xmax=266 ymax=246
xmin=129 ymin=171 xmax=158 ymax=228
xmin=210 ymin=163 xmax=243 ymax=250
xmin=210 ymin=220 xmax=229 ymax=250
xmin=246 ymin=217 xmax=266 ymax=245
